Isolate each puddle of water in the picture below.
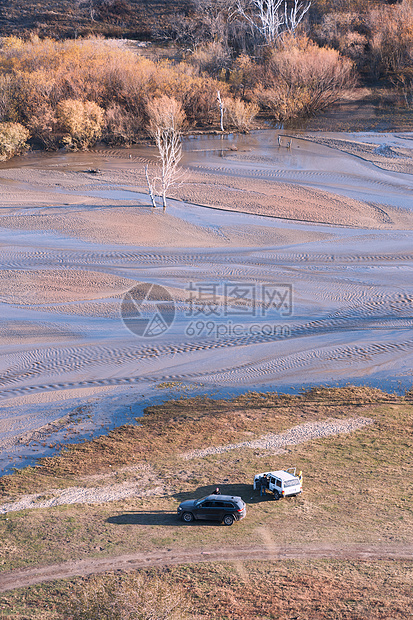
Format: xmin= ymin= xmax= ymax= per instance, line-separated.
xmin=286 ymin=99 xmax=413 ymax=133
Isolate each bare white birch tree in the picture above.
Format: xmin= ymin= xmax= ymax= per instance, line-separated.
xmin=236 ymin=0 xmax=311 ymax=44
xmin=284 ymin=0 xmax=311 ymax=35
xmin=237 ymin=0 xmax=284 ymax=45
xmin=146 ymin=96 xmax=185 ymax=211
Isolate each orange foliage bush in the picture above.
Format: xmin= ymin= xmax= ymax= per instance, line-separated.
xmin=0 ymin=31 xmax=360 ymax=149
xmin=366 ymin=0 xmax=413 ymax=77
xmin=314 ymin=0 xmax=413 ymax=80
xmin=0 ymin=36 xmax=230 ymax=145
xmin=57 ymin=99 xmax=105 ymax=150
xmin=223 ymin=97 xmax=259 ymax=131
xmin=255 ymin=35 xmax=355 ymax=121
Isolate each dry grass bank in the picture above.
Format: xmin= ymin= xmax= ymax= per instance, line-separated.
xmin=0 ymin=386 xmax=411 ymax=617
xmin=0 ymin=387 xmax=411 ymax=568
xmin=1 ymin=559 xmax=412 ymax=619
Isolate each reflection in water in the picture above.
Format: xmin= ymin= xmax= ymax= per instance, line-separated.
xmin=287 ymin=99 xmax=413 ymax=133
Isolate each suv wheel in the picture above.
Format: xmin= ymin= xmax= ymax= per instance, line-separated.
xmin=273 ymin=491 xmax=281 ymax=500
xmin=223 ymin=514 xmax=234 ymax=526
xmin=182 ymin=512 xmax=194 ymax=523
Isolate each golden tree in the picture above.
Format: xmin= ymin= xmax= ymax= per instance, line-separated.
xmin=57 ymin=99 xmax=104 ymax=150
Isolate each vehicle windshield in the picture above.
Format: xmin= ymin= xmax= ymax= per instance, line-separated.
xmin=195 ymin=496 xmax=209 ymax=506
xmin=284 ymin=478 xmax=300 ymax=487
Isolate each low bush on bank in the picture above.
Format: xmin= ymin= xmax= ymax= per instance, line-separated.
xmin=57 ymin=99 xmax=105 ymax=150
xmin=0 ymin=121 xmax=29 ymax=160
xmin=315 ymin=0 xmax=413 ymax=84
xmin=223 ymin=96 xmax=259 ymax=132
xmin=255 ymin=36 xmax=356 ymax=121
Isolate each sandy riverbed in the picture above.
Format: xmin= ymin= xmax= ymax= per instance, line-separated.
xmin=0 ymin=129 xmax=412 ymax=471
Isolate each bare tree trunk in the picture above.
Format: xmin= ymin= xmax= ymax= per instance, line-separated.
xmin=236 ymin=0 xmax=284 ymax=45
xmin=145 ymin=165 xmax=157 ymax=208
xmin=217 ymin=90 xmax=225 ymax=131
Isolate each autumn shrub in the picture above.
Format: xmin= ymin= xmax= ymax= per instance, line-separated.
xmin=0 ymin=36 xmax=232 ymax=139
xmin=57 ymin=99 xmax=104 ymax=149
xmin=103 ymin=103 xmax=142 ymax=145
xmin=255 ymin=81 xmax=311 ymax=121
xmin=0 ymin=121 xmax=29 ymax=160
xmin=228 ymin=53 xmax=260 ymax=97
xmin=0 ymin=32 xmax=358 ymax=147
xmin=255 ymin=35 xmax=356 ymax=121
xmin=223 ymin=96 xmax=259 ymax=131
xmin=366 ymin=0 xmax=413 ymax=78
xmin=181 ymin=78 xmax=222 ymax=125
xmin=189 ymin=41 xmax=231 ymax=75
xmin=25 ymin=102 xmax=58 ymax=149
xmin=314 ymin=1 xmax=413 ymax=79
xmin=314 ymin=12 xmax=368 ymax=63
xmin=11 ymin=69 xmax=59 ymax=147
xmin=0 ymin=36 xmax=156 ymax=121
xmin=0 ymin=73 xmax=17 ymax=121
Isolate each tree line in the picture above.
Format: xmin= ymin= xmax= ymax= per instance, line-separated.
xmin=0 ymin=0 xmax=412 ymax=164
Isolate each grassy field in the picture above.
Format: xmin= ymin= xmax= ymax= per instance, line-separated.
xmin=1 ymin=560 xmax=413 ymax=619
xmin=0 ymin=386 xmax=412 ymax=618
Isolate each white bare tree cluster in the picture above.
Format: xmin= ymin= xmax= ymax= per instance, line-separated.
xmin=145 ymin=96 xmax=185 ymax=211
xmin=236 ymin=0 xmax=311 ymax=45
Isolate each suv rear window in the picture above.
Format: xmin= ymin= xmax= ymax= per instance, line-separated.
xmin=284 ymin=478 xmax=300 ymax=488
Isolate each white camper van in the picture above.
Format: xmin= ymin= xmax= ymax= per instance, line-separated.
xmin=254 ymin=467 xmax=302 ymax=500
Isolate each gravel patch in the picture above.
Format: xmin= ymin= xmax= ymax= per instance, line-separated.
xmin=0 ymin=418 xmax=373 ymax=514
xmin=0 ymin=464 xmax=166 ymax=515
xmin=181 ymin=417 xmax=373 ymax=460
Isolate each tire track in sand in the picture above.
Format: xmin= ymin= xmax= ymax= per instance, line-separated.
xmin=1 ymin=334 xmax=413 ymax=399
xmin=189 ymin=162 xmax=413 ymax=195
xmin=1 ymin=248 xmax=412 ymax=270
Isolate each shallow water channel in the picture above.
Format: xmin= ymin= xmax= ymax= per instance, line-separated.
xmin=0 ymin=128 xmax=412 ymax=473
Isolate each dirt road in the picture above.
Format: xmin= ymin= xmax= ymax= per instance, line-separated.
xmin=0 ymin=543 xmax=411 ymax=593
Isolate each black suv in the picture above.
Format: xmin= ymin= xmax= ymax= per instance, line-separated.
xmin=177 ymin=494 xmax=246 ymax=526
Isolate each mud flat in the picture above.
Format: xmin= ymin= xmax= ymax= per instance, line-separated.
xmin=0 ymin=129 xmax=412 ymax=470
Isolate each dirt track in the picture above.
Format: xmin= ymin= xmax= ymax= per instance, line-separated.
xmin=0 ymin=543 xmax=411 ymax=593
